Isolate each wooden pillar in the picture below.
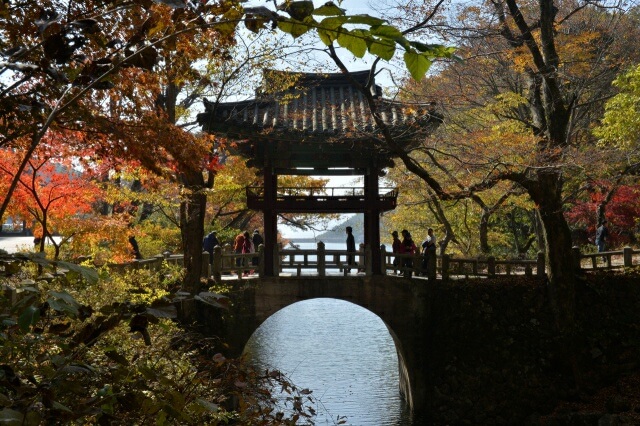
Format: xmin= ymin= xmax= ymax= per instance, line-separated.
xmin=364 ymin=168 xmax=382 ymax=274
xmin=263 ymin=165 xmax=278 ymax=276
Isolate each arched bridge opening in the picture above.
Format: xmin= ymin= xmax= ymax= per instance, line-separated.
xmin=242 ymin=298 xmax=410 ymax=423
xmin=192 ymin=276 xmax=433 ymax=413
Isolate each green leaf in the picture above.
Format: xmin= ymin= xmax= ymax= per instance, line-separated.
xmin=105 ymin=349 xmax=129 ymax=366
xmin=313 ymin=2 xmax=345 ymax=16
xmin=367 ymin=37 xmax=396 ymax=61
xmin=18 ymin=305 xmax=40 ymax=332
xmin=337 ymin=29 xmax=368 ymax=58
xmin=409 ymin=41 xmax=456 ymax=58
xmin=345 ymin=15 xmax=386 ymax=26
xmin=216 ymin=6 xmax=242 ymax=37
xmin=195 ymin=292 xmax=230 ymax=310
xmin=47 ymin=290 xmax=80 ymax=317
xmin=404 ymin=50 xmax=432 ymax=81
xmin=138 ymin=365 xmax=158 ymax=381
xmin=318 ymin=15 xmax=349 ymax=30
xmin=370 ymin=25 xmax=403 ymax=39
xmin=146 ymin=305 xmax=177 ymax=319
xmin=277 ymin=18 xmax=312 ymax=38
xmin=195 ymin=398 xmax=219 ymax=412
xmin=0 ymin=408 xmax=23 ymax=424
xmin=318 ymin=28 xmax=338 ymax=45
xmin=51 ymin=401 xmax=72 ymax=413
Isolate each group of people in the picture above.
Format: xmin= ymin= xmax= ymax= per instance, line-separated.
xmin=390 ymin=228 xmax=438 ymax=279
xmin=202 ymin=229 xmax=264 ymax=274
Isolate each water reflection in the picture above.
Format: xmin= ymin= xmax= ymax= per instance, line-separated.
xmin=243 ymin=298 xmax=413 ymax=425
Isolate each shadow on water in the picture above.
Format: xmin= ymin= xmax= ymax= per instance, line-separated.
xmin=243 ymin=298 xmax=420 ymax=425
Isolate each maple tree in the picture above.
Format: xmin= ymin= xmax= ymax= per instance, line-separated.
xmin=0 ymin=135 xmax=102 ymax=260
xmin=566 ymin=183 xmax=640 ymax=248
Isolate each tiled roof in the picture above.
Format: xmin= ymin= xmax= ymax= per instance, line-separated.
xmin=197 ymin=70 xmax=442 ymax=143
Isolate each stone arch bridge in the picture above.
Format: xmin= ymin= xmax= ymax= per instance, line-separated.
xmin=180 ymin=272 xmax=580 ymax=423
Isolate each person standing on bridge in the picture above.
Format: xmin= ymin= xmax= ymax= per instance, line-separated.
xmin=252 ymin=229 xmax=263 ymax=267
xmin=595 ymin=220 xmax=609 ymax=262
xmin=400 ymin=229 xmax=417 ymax=272
xmin=391 ymin=230 xmax=401 ymax=274
xmin=421 ymin=228 xmax=437 ymax=281
xmin=233 ymin=231 xmax=245 ymax=269
xmin=202 ymin=231 xmax=219 ymax=265
xmin=346 ymin=226 xmax=356 ymax=273
xmin=242 ymin=231 xmax=254 ymax=276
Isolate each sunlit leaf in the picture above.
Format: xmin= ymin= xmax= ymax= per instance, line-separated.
xmin=367 ymin=38 xmax=395 ymax=61
xmin=345 ymin=15 xmax=386 ymax=26
xmin=215 ymin=6 xmax=243 ymax=37
xmin=313 ymin=2 xmax=345 ymax=16
xmin=277 ymin=18 xmax=312 ymax=39
xmin=318 ymin=15 xmax=349 ymax=30
xmin=318 ymin=28 xmax=338 ymax=45
xmin=55 ymin=261 xmax=99 ymax=284
xmin=337 ymin=29 xmax=367 ymax=58
xmin=404 ymin=50 xmax=431 ymax=81
xmin=370 ymin=25 xmax=402 ymax=39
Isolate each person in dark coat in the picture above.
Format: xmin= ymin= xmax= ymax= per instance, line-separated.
xmin=400 ymin=229 xmax=417 ymax=269
xmin=129 ymin=235 xmax=143 ymax=260
xmin=421 ymin=228 xmax=437 ymax=280
xmin=595 ymin=220 xmax=609 ymax=262
xmin=346 ymin=226 xmax=356 ymax=273
xmin=252 ymin=230 xmax=263 ymax=266
xmin=202 ymin=231 xmax=220 ymax=264
xmin=391 ymin=230 xmax=401 ymax=273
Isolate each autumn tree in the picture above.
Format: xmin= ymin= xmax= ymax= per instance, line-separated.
xmin=0 ymin=135 xmax=102 ymax=260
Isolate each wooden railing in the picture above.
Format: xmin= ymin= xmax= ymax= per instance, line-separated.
xmin=380 ymin=245 xmax=545 ymax=279
xmin=276 ymin=242 xmax=371 ymax=277
xmin=572 ymin=246 xmax=640 ymax=270
xmin=4 ymin=245 xmax=639 ymax=287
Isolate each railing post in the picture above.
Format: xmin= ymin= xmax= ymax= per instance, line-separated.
xmin=487 ymin=256 xmax=496 ymax=277
xmin=537 ymin=251 xmax=546 ymax=278
xmin=276 ymin=242 xmax=283 ymax=274
xmin=317 ymin=242 xmax=326 ymax=277
xmin=441 ymin=254 xmax=450 ymax=281
xmin=365 ymin=244 xmax=372 ymax=276
xmin=258 ymin=244 xmax=265 ymax=278
xmin=412 ymin=251 xmax=421 ymax=277
xmin=572 ymin=246 xmax=581 ymax=271
xmin=212 ymin=246 xmax=222 ymax=284
xmin=222 ymin=244 xmax=232 ymax=272
xmin=201 ymin=251 xmax=209 ymax=278
xmin=623 ymin=246 xmax=633 ymax=267
xmin=380 ymin=244 xmax=387 ymax=275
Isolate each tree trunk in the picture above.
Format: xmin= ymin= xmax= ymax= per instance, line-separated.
xmin=530 ymin=171 xmax=581 ymax=386
xmin=479 ymin=210 xmax=490 ymax=254
xmin=179 ymin=170 xmax=207 ymax=294
xmin=531 ymin=171 xmax=575 ymax=331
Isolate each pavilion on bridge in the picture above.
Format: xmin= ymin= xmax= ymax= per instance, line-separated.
xmin=197 ymin=69 xmax=442 ymax=276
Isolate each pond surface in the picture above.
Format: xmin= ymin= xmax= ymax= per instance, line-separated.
xmin=244 ymin=298 xmax=414 ymax=425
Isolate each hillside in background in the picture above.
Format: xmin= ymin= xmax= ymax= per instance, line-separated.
xmin=293 ymin=214 xmax=364 ymax=243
